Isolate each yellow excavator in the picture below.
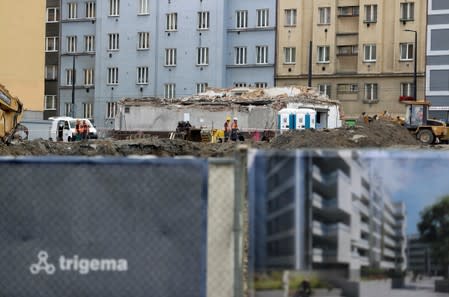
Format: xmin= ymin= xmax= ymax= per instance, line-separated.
xmin=0 ymin=84 xmax=27 ymax=143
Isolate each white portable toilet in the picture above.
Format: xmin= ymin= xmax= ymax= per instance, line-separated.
xmin=278 ymin=108 xmax=298 ymax=132
xmin=295 ymin=108 xmax=316 ymax=129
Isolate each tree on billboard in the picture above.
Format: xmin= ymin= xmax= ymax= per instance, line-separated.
xmin=418 ymin=196 xmax=449 ymax=278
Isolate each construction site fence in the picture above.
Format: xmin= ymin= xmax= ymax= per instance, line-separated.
xmin=0 ymin=151 xmax=248 ymax=297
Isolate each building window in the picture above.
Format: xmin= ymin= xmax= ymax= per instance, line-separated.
xmin=317 ymin=46 xmax=330 ymax=63
xmin=83 ymin=103 xmax=93 ymax=118
xmin=68 ymin=2 xmax=77 ymax=19
xmin=256 ymin=46 xmax=268 ymax=64
xmin=138 ymin=0 xmax=149 ymax=15
xmin=84 ymin=35 xmax=95 ymax=52
xmin=257 ymin=9 xmax=269 ymax=27
xmin=136 ymin=67 xmax=149 ymax=84
xmin=107 ymin=67 xmax=119 ymax=85
xmin=337 ymin=45 xmax=358 ymax=56
xmin=337 ymin=84 xmax=359 ymax=93
xmin=108 ymin=33 xmax=119 ymax=51
xmin=400 ymin=43 xmax=414 ymax=61
xmin=234 ymin=83 xmax=247 ymax=88
xmin=255 ymin=82 xmax=268 ymax=88
xmin=45 ymin=65 xmax=58 ymax=80
xmin=47 ymin=7 xmax=60 ymax=22
xmin=166 ymin=13 xmax=178 ymax=31
xmin=109 ymin=0 xmax=119 ymax=16
xmin=338 ymin=6 xmax=359 ymax=16
xmin=318 ymin=84 xmax=331 ymax=97
xmin=66 ymin=69 xmax=74 ymax=86
xmin=84 ymin=69 xmax=94 ymax=86
xmin=164 ymin=84 xmax=176 ymax=99
xmin=236 ymin=10 xmax=248 ymax=29
xmin=284 ymin=47 xmax=296 ymax=64
xmin=235 ymin=47 xmax=247 ymax=65
xmin=165 ymin=48 xmax=177 ymax=66
xmin=197 ymin=47 xmax=209 ymax=65
xmin=319 ymin=7 xmax=331 ymax=24
xmin=65 ymin=103 xmax=72 ymax=117
xmin=284 ymin=9 xmax=297 ymax=26
xmin=364 ymin=5 xmax=377 ymax=22
xmin=196 ymin=83 xmax=208 ymax=94
xmin=67 ymin=36 xmax=77 ymax=53
xmin=400 ymin=2 xmax=414 ymax=21
xmin=45 ymin=95 xmax=57 ymax=110
xmin=401 ymin=83 xmax=413 ymax=97
xmin=138 ymin=32 xmax=150 ymax=50
xmin=45 ymin=37 xmax=59 ymax=52
xmin=106 ymin=102 xmax=117 ymax=118
xmin=365 ymin=84 xmax=378 ymax=101
xmin=86 ymin=2 xmax=96 ymax=18
xmin=363 ymin=44 xmax=377 ymax=62
xmin=198 ymin=11 xmax=210 ymax=30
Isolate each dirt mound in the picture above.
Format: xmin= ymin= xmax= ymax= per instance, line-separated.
xmin=271 ymin=119 xmax=421 ymax=149
xmin=0 ymin=119 xmax=429 ymax=157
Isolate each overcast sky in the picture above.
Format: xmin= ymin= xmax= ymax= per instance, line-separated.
xmin=362 ymin=150 xmax=449 ymax=235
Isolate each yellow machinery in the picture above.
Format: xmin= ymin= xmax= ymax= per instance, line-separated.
xmin=0 ymin=84 xmax=25 ymax=143
xmin=402 ymin=100 xmax=449 ymax=144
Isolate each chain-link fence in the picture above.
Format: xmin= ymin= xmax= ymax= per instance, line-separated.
xmin=0 ymin=155 xmax=249 ymax=297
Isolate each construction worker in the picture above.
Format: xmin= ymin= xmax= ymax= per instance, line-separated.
xmin=230 ymin=117 xmax=239 ymax=141
xmin=81 ymin=120 xmax=89 ymax=140
xmin=224 ymin=116 xmax=232 ymax=141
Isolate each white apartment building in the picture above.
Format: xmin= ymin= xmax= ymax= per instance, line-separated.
xmin=251 ymin=150 xmax=407 ymax=280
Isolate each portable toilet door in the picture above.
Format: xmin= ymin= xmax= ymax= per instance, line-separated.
xmin=305 ymin=113 xmax=311 ymax=129
xmin=289 ymin=113 xmax=296 ymax=130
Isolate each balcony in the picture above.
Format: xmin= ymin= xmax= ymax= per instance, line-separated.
xmin=360 ymin=256 xmax=370 ymax=266
xmin=360 ymin=222 xmax=370 ymax=233
xmin=357 ymin=238 xmax=370 ymax=250
xmin=359 ymin=202 xmax=369 ymax=216
xmin=313 ymin=193 xmax=338 ymax=209
xmin=380 ymin=261 xmax=395 ymax=269
xmin=384 ymin=235 xmax=396 ymax=248
xmin=312 ymin=248 xmax=337 ymax=263
xmin=383 ymin=248 xmax=396 ymax=258
xmin=313 ymin=221 xmax=350 ymax=237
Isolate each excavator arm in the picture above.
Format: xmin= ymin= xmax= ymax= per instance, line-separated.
xmin=0 ymin=84 xmax=25 ymax=143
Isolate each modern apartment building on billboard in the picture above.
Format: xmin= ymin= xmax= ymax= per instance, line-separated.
xmin=426 ymin=0 xmax=449 ymax=121
xmin=250 ymin=151 xmax=407 ymax=280
xmin=275 ymin=0 xmax=426 ymax=118
xmin=58 ymin=0 xmax=276 ymax=128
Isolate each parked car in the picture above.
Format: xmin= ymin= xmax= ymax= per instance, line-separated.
xmin=48 ymin=117 xmax=77 ymax=142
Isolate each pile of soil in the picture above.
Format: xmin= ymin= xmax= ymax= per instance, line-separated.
xmin=0 ymin=119 xmax=433 ymax=157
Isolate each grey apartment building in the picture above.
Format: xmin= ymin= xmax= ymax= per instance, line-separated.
xmin=58 ymin=0 xmax=276 ymax=128
xmin=427 ymin=0 xmax=449 ymax=120
xmin=250 ymin=151 xmax=407 ymax=280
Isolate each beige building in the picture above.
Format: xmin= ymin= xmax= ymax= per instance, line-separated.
xmin=0 ymin=0 xmax=45 ymax=119
xmin=276 ymin=0 xmax=426 ymax=118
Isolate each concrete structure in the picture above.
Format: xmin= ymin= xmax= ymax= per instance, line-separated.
xmin=58 ymin=0 xmax=276 ymax=128
xmin=0 ymin=0 xmax=45 ymax=119
xmin=275 ymin=0 xmax=427 ymax=118
xmin=44 ymin=0 xmax=60 ymax=120
xmin=251 ymin=151 xmax=407 ymax=280
xmin=426 ymin=0 xmax=449 ymax=121
xmin=113 ymin=87 xmax=341 ymax=131
xmin=407 ymin=234 xmax=442 ymax=276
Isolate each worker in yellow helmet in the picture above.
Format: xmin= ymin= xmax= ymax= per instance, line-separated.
xmin=224 ymin=116 xmax=232 ymax=141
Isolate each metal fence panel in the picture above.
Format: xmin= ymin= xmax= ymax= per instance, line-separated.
xmin=0 ymin=157 xmax=208 ymax=297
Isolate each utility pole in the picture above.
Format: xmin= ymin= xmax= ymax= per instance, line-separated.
xmin=71 ymin=55 xmax=76 ymax=118
xmin=308 ymin=41 xmax=313 ymax=87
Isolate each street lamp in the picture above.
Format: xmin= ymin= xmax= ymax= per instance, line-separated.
xmin=404 ymin=29 xmax=417 ymax=101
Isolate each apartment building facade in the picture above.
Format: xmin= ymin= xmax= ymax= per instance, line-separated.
xmin=276 ymin=0 xmax=426 ymax=118
xmin=44 ymin=0 xmax=61 ymax=119
xmin=251 ymin=151 xmax=406 ymax=280
xmin=58 ymin=0 xmax=276 ymax=128
xmin=407 ymin=234 xmax=443 ymax=275
xmin=0 ymin=0 xmax=45 ymax=119
xmin=426 ymin=0 xmax=449 ymax=121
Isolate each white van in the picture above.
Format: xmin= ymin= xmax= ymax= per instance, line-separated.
xmin=49 ymin=117 xmax=77 ymax=142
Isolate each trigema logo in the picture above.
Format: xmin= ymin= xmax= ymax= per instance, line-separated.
xmin=30 ymin=250 xmax=128 ymax=275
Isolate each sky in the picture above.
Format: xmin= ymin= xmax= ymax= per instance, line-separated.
xmin=363 ymin=150 xmax=449 ymax=235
